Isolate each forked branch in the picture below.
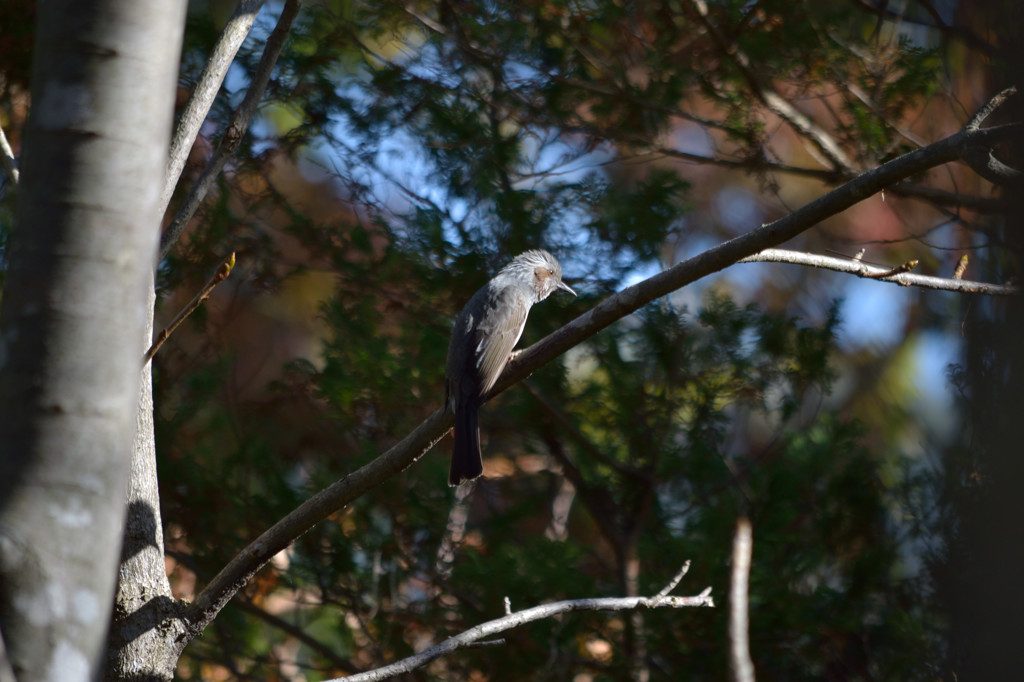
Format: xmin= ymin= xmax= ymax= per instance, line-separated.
xmin=332 ymin=564 xmax=711 ymax=682
xmin=739 ymin=249 xmax=1016 ymax=295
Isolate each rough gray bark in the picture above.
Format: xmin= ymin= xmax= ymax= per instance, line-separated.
xmin=160 ymin=0 xmax=266 ymax=215
xmin=105 ymin=287 xmax=188 ymax=682
xmin=0 ymin=1 xmax=186 ymax=680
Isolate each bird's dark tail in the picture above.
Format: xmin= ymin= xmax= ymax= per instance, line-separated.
xmin=449 ymin=402 xmax=483 ymax=486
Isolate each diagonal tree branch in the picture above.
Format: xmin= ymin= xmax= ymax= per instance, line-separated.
xmin=177 ymin=92 xmax=1021 ymax=648
xmin=0 ymin=121 xmax=18 ymax=186
xmin=160 ymin=0 xmax=301 ymax=258
xmin=331 ymin=570 xmax=713 ymax=682
xmin=160 ymin=0 xmax=267 ymax=218
xmin=967 ymin=86 xmax=1017 ymax=131
xmin=144 ymin=252 xmax=236 ymax=363
xmin=728 ymin=518 xmax=755 ymax=682
xmin=738 ymin=248 xmax=1017 ymax=295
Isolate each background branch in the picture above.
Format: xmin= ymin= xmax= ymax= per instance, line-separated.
xmin=738 ymin=248 xmax=1016 ymax=295
xmin=0 ymin=121 xmax=17 ymax=185
xmin=144 ymin=253 xmax=236 ymax=363
xmin=728 ymin=518 xmax=755 ymax=682
xmin=160 ymin=0 xmax=301 ymax=258
xmin=331 ymin=577 xmax=713 ymax=682
xmin=686 ymin=0 xmax=856 ymax=173
xmin=160 ymin=0 xmax=267 ymax=217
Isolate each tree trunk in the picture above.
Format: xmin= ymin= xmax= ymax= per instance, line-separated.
xmin=105 ymin=286 xmax=187 ymax=681
xmin=0 ymin=2 xmax=186 ymax=680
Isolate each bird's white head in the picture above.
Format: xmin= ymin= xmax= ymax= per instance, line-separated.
xmin=504 ymin=250 xmax=577 ymax=302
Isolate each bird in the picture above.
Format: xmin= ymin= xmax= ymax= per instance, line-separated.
xmin=445 ymin=250 xmax=576 ymax=486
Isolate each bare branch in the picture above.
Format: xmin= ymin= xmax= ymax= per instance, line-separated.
xmin=0 ymin=121 xmax=17 ymax=186
xmin=177 ymin=92 xmax=1021 ymax=647
xmin=330 ymin=570 xmax=712 ymax=682
xmin=144 ymin=252 xmax=236 ymax=364
xmin=652 ymin=560 xmax=692 ymax=604
xmin=729 ymin=518 xmax=755 ymax=682
xmin=160 ymin=0 xmax=267 ymax=217
xmin=686 ymin=0 xmax=856 ymax=174
xmin=160 ymin=0 xmax=301 ymax=258
xmin=967 ymin=86 xmax=1018 ymax=131
xmin=739 ymin=248 xmax=1016 ymax=295
xmin=836 ymin=76 xmax=928 ymax=148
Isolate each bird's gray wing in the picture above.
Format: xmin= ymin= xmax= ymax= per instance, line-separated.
xmin=474 ymin=302 xmax=528 ymax=397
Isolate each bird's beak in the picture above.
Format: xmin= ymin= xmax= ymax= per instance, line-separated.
xmin=558 ymin=280 xmax=577 ymax=296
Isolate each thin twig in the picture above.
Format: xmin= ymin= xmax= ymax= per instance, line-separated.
xmin=728 ymin=518 xmax=755 ymax=682
xmin=739 ymin=248 xmax=1015 ymax=294
xmin=143 ymin=253 xmax=236 ymax=364
xmin=958 ymin=88 xmax=1023 ymax=187
xmin=0 ymin=121 xmax=18 ymax=185
xmin=160 ymin=0 xmax=302 ymax=257
xmin=652 ymin=560 xmax=692 ymax=604
xmin=330 ymin=571 xmax=712 ymax=682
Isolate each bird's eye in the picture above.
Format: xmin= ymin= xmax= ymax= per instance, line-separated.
xmin=548 ymin=269 xmax=554 ymax=275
